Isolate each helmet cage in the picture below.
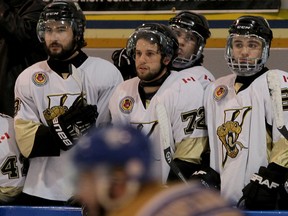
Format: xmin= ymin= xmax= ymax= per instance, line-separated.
xmin=171 ymin=26 xmax=205 ymax=69
xmin=225 ymin=34 xmax=269 ymax=76
xmin=126 ymin=24 xmax=178 ymax=62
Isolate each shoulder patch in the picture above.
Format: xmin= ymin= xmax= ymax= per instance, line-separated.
xmin=213 ymin=85 xmax=228 ymax=101
xmin=119 ymin=96 xmax=134 ymax=114
xmin=32 ymin=72 xmax=48 ymax=86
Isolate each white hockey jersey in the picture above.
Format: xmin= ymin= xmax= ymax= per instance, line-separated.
xmin=14 ymin=57 xmax=123 ymax=201
xmin=109 ymin=71 xmax=208 ymax=183
xmin=204 ymin=69 xmax=288 ymax=206
xmin=0 ymin=113 xmax=26 ymax=203
xmin=179 ymin=65 xmax=215 ymax=89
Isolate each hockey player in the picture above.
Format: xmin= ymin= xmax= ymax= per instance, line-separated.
xmin=13 ymin=0 xmax=123 ymax=205
xmin=169 ymin=11 xmax=215 ymax=89
xmin=73 ymin=124 xmax=244 ymax=216
xmin=108 ymin=23 xmax=208 ymax=184
xmin=0 ymin=113 xmax=28 ymax=204
xmin=204 ymin=15 xmax=288 ymax=209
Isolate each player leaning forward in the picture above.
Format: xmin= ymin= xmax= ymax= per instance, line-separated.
xmin=204 ymin=15 xmax=288 ymax=210
xmin=109 ymin=23 xmax=208 ymax=184
xmin=14 ymin=0 xmax=123 ymax=205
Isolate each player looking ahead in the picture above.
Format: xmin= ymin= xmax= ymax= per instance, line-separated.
xmin=109 ymin=23 xmax=208 ymax=184
xmin=13 ymin=0 xmax=123 ymax=205
xmin=204 ymin=15 xmax=288 ymax=210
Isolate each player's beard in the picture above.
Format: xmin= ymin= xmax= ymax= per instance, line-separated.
xmin=137 ymin=63 xmax=166 ymax=82
xmin=45 ymin=39 xmax=77 ymax=61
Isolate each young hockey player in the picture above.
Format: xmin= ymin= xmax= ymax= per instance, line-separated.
xmin=204 ymin=15 xmax=288 ymax=210
xmin=169 ymin=11 xmax=215 ymax=88
xmin=14 ymin=0 xmax=123 ymax=205
xmin=109 ymin=23 xmax=208 ymax=184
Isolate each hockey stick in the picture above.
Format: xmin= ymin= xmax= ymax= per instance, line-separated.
xmin=267 ymin=70 xmax=288 ymax=139
xmin=156 ymin=103 xmax=188 ymax=184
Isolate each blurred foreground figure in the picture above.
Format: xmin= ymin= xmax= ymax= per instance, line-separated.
xmin=73 ymin=125 xmax=244 ymax=216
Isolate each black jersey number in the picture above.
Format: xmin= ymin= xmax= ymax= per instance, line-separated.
xmin=181 ymin=106 xmax=206 ymax=134
xmin=0 ymin=155 xmax=29 ymax=179
xmin=1 ymin=156 xmax=19 ymax=179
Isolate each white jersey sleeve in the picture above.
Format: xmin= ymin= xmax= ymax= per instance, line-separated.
xmin=268 ymin=69 xmax=288 ymax=166
xmin=0 ymin=113 xmax=26 ymax=203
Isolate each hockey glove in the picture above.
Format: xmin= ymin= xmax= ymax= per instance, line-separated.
xmin=278 ymin=176 xmax=288 ymax=210
xmin=238 ymin=163 xmax=287 ymax=210
xmin=190 ymin=166 xmax=221 ymax=190
xmin=51 ymin=97 xmax=98 ymax=151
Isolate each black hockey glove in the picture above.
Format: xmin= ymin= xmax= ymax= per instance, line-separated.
xmin=238 ymin=163 xmax=287 ymax=210
xmin=51 ymin=97 xmax=98 ymax=151
xmin=278 ymin=176 xmax=288 ymax=210
xmin=190 ymin=166 xmax=221 ymax=190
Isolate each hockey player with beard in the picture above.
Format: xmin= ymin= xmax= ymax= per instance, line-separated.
xmin=204 ymin=15 xmax=288 ymax=210
xmin=169 ymin=11 xmax=215 ymax=89
xmin=13 ymin=0 xmax=123 ymax=206
xmin=108 ymin=23 xmax=208 ymax=184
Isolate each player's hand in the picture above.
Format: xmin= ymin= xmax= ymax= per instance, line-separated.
xmin=190 ymin=166 xmax=220 ymax=190
xmin=51 ymin=96 xmax=98 ymax=151
xmin=238 ymin=163 xmax=286 ymax=210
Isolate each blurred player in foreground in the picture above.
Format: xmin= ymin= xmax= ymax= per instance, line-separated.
xmin=72 ymin=124 xmax=244 ymax=216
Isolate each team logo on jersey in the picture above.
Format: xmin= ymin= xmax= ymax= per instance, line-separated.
xmin=120 ymin=96 xmax=134 ymax=114
xmin=213 ymin=85 xmax=228 ymax=101
xmin=217 ymin=107 xmax=251 ymax=167
xmin=43 ymin=93 xmax=82 ymax=121
xmin=32 ymin=72 xmax=48 ymax=86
